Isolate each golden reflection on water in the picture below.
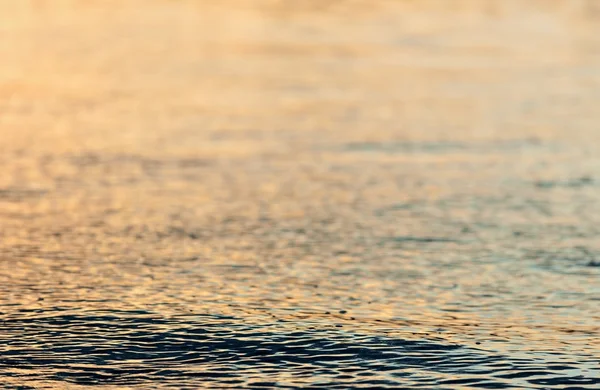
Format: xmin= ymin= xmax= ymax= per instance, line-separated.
xmin=1 ymin=0 xmax=600 ymax=387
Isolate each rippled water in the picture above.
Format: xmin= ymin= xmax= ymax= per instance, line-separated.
xmin=1 ymin=1 xmax=599 ymax=388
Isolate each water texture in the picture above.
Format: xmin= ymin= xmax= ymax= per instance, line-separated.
xmin=0 ymin=1 xmax=599 ymax=388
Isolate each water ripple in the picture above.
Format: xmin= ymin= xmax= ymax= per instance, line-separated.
xmin=0 ymin=310 xmax=598 ymax=388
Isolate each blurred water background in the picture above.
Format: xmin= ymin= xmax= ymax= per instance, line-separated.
xmin=0 ymin=1 xmax=599 ymax=388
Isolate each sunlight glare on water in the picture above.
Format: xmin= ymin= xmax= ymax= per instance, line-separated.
xmin=0 ymin=0 xmax=599 ymax=388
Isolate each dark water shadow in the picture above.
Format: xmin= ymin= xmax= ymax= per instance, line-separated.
xmin=1 ymin=310 xmax=598 ymax=388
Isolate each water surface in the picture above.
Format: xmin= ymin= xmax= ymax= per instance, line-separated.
xmin=0 ymin=1 xmax=599 ymax=388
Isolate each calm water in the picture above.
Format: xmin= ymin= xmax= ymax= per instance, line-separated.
xmin=1 ymin=1 xmax=599 ymax=388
